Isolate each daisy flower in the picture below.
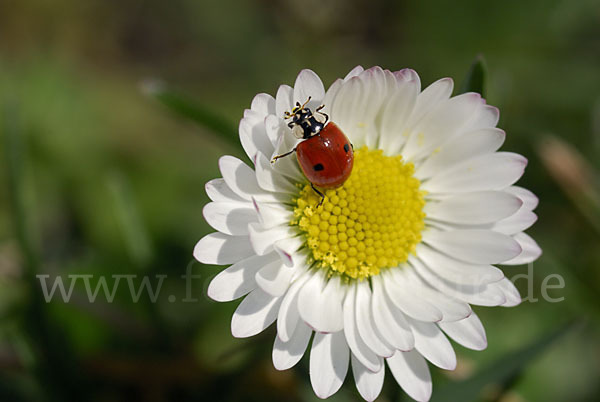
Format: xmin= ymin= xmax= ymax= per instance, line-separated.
xmin=193 ymin=66 xmax=541 ymax=401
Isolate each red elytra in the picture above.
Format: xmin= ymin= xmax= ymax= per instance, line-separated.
xmin=296 ymin=122 xmax=354 ymax=188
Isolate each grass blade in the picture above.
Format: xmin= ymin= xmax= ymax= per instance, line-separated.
xmin=537 ymin=135 xmax=600 ymax=236
xmin=3 ymin=102 xmax=38 ymax=275
xmin=459 ymin=55 xmax=487 ymax=97
xmin=430 ymin=320 xmax=576 ymax=402
xmin=2 ymin=102 xmax=89 ymax=401
xmin=107 ymin=172 xmax=153 ymax=268
xmin=142 ymin=80 xmax=239 ymax=146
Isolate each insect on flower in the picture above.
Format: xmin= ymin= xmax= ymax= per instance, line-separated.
xmin=195 ymin=67 xmax=542 ymax=402
xmin=271 ymin=96 xmax=354 ymax=206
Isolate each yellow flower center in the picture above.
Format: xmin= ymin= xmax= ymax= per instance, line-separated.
xmin=292 ymin=147 xmax=426 ymax=280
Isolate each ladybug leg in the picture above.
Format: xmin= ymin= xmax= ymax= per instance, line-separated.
xmin=315 ymin=104 xmax=329 ymax=124
xmin=310 ymin=183 xmax=325 ymax=207
xmin=271 ymin=147 xmax=297 ymax=164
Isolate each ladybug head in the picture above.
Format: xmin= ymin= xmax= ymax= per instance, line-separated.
xmin=284 ymin=97 xmax=329 ymax=139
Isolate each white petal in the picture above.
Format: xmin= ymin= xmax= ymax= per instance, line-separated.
xmin=335 ymin=67 xmax=398 ymax=149
xmin=203 ymin=202 xmax=257 ymax=235
xmin=438 ymin=313 xmax=487 ymax=351
xmin=271 ymin=126 xmax=305 ymax=180
xmin=424 ymin=191 xmax=522 ymax=225
xmin=423 ymin=229 xmax=522 ymax=264
xmin=371 ymin=275 xmax=415 ymax=351
xmin=274 ymin=236 xmax=304 ymax=267
xmin=219 ymin=155 xmax=286 ymax=203
xmin=471 ymin=104 xmax=499 ymax=129
xmin=207 ymin=253 xmax=277 ymax=302
xmin=294 ymin=69 xmax=325 ymax=107
xmin=416 ymin=128 xmax=506 ymax=179
xmin=404 ymin=93 xmax=483 ymax=161
xmin=351 ymin=355 xmax=385 ymax=402
xmin=270 ymin=146 xmax=303 ymax=182
xmin=382 ymin=270 xmax=443 ymax=322
xmin=501 ymin=232 xmax=542 ymax=265
xmin=322 ymin=78 xmax=343 ymax=115
xmin=248 ymin=223 xmax=296 ymax=256
xmin=344 ymin=66 xmax=364 ymax=81
xmin=355 ymin=281 xmax=394 ymax=357
xmin=355 ymin=67 xmax=389 ymax=148
xmin=393 ymin=68 xmax=421 ymax=90
xmin=493 ymin=277 xmax=522 ymax=307
xmin=205 ymin=178 xmax=246 ymax=203
xmin=423 ymin=152 xmax=527 ymax=194
xmin=408 ymin=318 xmax=457 ymax=370
xmin=263 ymin=114 xmax=285 ymax=147
xmin=239 ymin=115 xmax=273 ymax=162
xmin=378 ymin=79 xmax=419 ymax=154
xmin=243 ymin=108 xmax=263 ymax=123
xmin=298 ymin=271 xmax=345 ymax=333
xmin=250 ymin=93 xmax=275 ymax=115
xmin=415 ymin=244 xmax=504 ymax=286
xmin=383 ymin=66 xmax=404 ymax=94
xmin=254 ymin=152 xmax=297 ymax=193
xmin=505 ymin=186 xmax=539 ymax=211
xmin=410 ymin=256 xmax=507 ymax=307
xmin=408 ymin=77 xmax=453 ymax=127
xmin=276 ymin=84 xmax=294 ymax=118
xmin=265 ymin=115 xmax=307 ymax=182
xmin=402 ymin=266 xmax=472 ymax=322
xmin=492 ymin=210 xmax=538 ymax=235
xmin=277 ymin=271 xmax=311 ymax=342
xmin=310 ymin=331 xmax=349 ymax=399
xmin=272 ymin=321 xmax=312 ymax=370
xmin=387 ymin=350 xmax=432 ymax=402
xmin=193 ymin=233 xmax=254 ymax=265
xmin=231 ymin=288 xmax=282 ymax=338
xmin=330 ymin=77 xmax=365 ymax=147
xmin=251 ymin=198 xmax=291 ymax=229
xmin=264 ymin=114 xmax=304 ymax=187
xmin=288 ymin=253 xmax=308 ymax=281
xmin=255 ymin=259 xmax=294 ymax=297
xmin=343 ymin=284 xmax=383 ymax=372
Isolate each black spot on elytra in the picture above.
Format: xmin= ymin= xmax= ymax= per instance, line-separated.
xmin=313 ymin=163 xmax=324 ymax=171
xmin=344 ymin=143 xmax=350 ymax=153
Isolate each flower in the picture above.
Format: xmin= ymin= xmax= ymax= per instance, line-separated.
xmin=193 ymin=66 xmax=541 ymax=401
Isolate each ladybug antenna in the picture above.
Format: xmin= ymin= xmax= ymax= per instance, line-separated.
xmin=284 ymin=96 xmax=313 ymax=119
xmin=301 ymin=96 xmax=312 ymax=108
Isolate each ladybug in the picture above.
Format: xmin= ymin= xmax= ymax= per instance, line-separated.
xmin=271 ymin=97 xmax=354 ymax=206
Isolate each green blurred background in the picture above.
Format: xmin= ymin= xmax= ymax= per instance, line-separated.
xmin=0 ymin=0 xmax=599 ymax=401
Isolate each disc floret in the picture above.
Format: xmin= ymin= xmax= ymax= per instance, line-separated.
xmin=293 ymin=147 xmax=426 ymax=280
